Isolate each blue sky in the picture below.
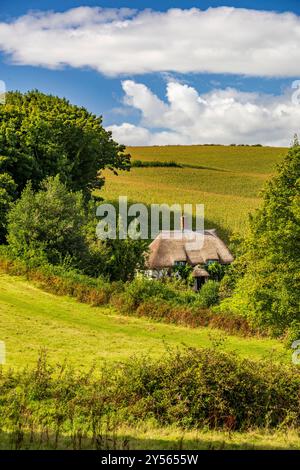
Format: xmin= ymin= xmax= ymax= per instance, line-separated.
xmin=0 ymin=1 xmax=300 ymax=145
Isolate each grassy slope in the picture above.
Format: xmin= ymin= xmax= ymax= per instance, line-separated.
xmin=0 ymin=273 xmax=297 ymax=449
xmin=99 ymin=145 xmax=287 ymax=238
xmin=0 ymin=273 xmax=288 ymax=370
xmin=126 ymin=145 xmax=286 ymax=173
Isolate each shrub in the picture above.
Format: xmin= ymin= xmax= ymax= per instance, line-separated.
xmin=7 ymin=176 xmax=87 ymax=266
xmin=117 ymin=347 xmax=300 ymax=430
xmin=284 ymin=320 xmax=300 ymax=348
xmin=206 ymin=262 xmax=226 ymax=281
xmin=122 ymin=277 xmax=177 ymax=311
xmin=197 ymin=280 xmax=220 ymax=307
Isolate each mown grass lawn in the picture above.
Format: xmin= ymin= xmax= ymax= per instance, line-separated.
xmin=0 ymin=273 xmax=289 ymax=370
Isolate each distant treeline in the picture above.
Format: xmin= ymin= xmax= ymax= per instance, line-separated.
xmin=131 ymin=143 xmax=264 ymax=148
xmin=131 ymin=159 xmax=223 ymax=171
xmin=131 ymin=160 xmax=182 ymax=168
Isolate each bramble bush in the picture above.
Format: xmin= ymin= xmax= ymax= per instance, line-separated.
xmin=1 ymin=347 xmax=300 ymax=449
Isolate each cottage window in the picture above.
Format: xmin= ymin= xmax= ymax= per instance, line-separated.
xmin=206 ymin=259 xmax=218 ymax=265
xmin=174 ymin=260 xmax=186 ymax=266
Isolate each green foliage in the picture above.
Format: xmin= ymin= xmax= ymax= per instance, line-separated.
xmin=172 ymin=263 xmax=194 ymax=285
xmin=0 ymin=90 xmax=130 ymax=238
xmin=117 ymin=348 xmax=300 ymax=430
xmin=206 ymin=261 xmax=226 ymax=281
xmin=83 ymin=207 xmax=149 ymax=282
xmin=6 ymin=183 xmax=148 ymax=282
xmin=197 ymin=280 xmax=220 ymax=307
xmin=131 ymin=160 xmax=181 ymax=168
xmin=118 ymin=277 xmax=237 ymax=331
xmin=1 ymin=347 xmax=300 ymax=448
xmin=7 ymin=176 xmax=87 ymax=266
xmin=0 ymin=90 xmax=130 ymax=194
xmin=98 ymin=237 xmax=148 ymax=283
xmin=0 ymin=172 xmax=17 ymax=242
xmin=222 ymin=145 xmax=300 ymax=332
xmin=122 ymin=277 xmax=178 ymax=311
xmin=284 ymin=320 xmax=300 ymax=348
xmin=292 ymin=133 xmax=299 ymax=147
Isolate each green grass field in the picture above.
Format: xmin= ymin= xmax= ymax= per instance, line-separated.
xmin=0 ymin=271 xmax=298 ymax=450
xmin=99 ymin=145 xmax=287 ymax=238
xmin=0 ymin=273 xmax=289 ymax=370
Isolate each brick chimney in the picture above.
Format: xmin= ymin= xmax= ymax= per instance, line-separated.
xmin=180 ymin=215 xmax=186 ymax=231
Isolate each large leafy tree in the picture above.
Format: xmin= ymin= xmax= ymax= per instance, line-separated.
xmin=221 ymin=145 xmax=300 ymax=333
xmin=0 ymin=90 xmax=130 ymax=240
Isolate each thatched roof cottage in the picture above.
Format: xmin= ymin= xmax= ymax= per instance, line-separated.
xmin=145 ymin=228 xmax=233 ymax=290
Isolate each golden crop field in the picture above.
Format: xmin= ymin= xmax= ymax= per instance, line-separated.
xmin=99 ymin=145 xmax=287 ymax=240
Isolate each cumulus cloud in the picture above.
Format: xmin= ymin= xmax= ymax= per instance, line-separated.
xmin=107 ymin=80 xmax=300 ymax=146
xmin=0 ymin=6 xmax=300 ymax=76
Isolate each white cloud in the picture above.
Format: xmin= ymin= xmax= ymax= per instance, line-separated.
xmin=107 ymin=80 xmax=300 ymax=146
xmin=0 ymin=6 xmax=300 ymax=76
xmin=107 ymin=123 xmax=151 ymax=146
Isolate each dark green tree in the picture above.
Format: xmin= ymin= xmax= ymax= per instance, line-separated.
xmin=206 ymin=261 xmax=226 ymax=281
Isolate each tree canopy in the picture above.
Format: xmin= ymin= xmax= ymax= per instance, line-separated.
xmin=0 ymin=90 xmax=130 ymax=213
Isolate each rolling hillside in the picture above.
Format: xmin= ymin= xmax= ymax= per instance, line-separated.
xmin=99 ymin=145 xmax=287 ymax=239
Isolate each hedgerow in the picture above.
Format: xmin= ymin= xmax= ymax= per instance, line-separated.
xmin=1 ymin=347 xmax=300 ymax=449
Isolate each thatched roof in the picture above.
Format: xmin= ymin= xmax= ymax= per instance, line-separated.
xmin=192 ymin=266 xmax=209 ymax=278
xmin=146 ymin=229 xmax=233 ymax=269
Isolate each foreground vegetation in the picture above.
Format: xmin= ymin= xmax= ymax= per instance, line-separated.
xmin=0 ymin=346 xmax=299 ymax=450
